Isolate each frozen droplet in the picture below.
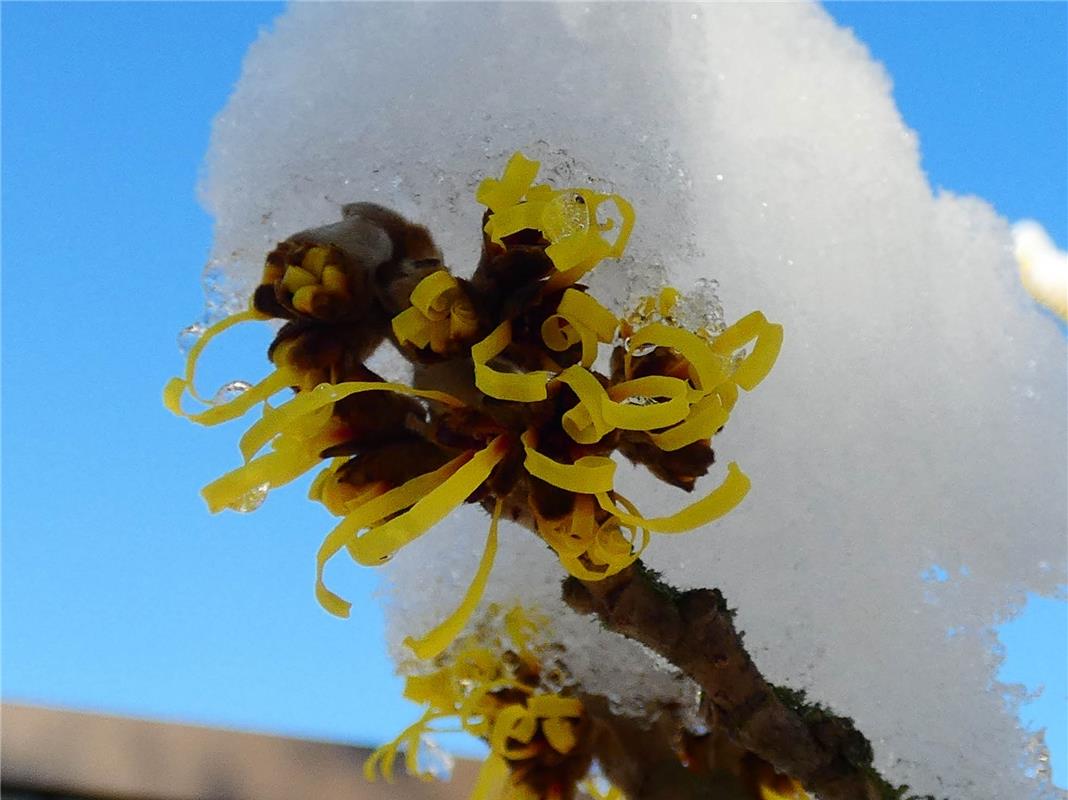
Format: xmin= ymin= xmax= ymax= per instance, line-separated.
xmin=1024 ymin=731 xmax=1053 ymax=784
xmin=177 ymin=323 xmax=206 ymax=355
xmin=675 ymin=277 xmax=725 ymax=333
xmin=415 ymin=736 xmax=454 ymax=781
xmin=542 ymin=192 xmax=590 ymax=240
xmin=202 ymin=264 xmax=232 ymax=311
xmin=229 ymin=482 xmax=269 ymax=513
xmin=581 ymin=765 xmax=615 ymax=800
xmin=714 ymin=173 xmax=724 ymax=181
xmin=212 ymin=380 xmax=253 ymax=406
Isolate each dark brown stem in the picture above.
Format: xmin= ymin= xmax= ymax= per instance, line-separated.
xmin=580 ymin=695 xmax=754 ymax=800
xmin=563 ymin=563 xmax=887 ymax=800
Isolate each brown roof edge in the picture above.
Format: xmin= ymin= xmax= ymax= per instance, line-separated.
xmin=1 ymin=703 xmax=478 ymax=800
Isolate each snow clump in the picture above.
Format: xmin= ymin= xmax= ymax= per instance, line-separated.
xmin=199 ymin=4 xmax=1067 ymax=798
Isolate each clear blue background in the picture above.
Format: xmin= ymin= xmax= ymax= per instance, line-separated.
xmin=3 ymin=1 xmax=1065 ymax=787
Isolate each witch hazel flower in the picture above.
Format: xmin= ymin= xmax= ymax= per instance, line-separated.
xmin=166 ymin=152 xmax=781 ymax=665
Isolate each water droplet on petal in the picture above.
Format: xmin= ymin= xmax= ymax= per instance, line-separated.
xmin=542 ymin=193 xmax=590 ymax=240
xmin=212 ymin=381 xmax=253 ymax=406
xmin=229 ymin=482 xmax=270 ymax=513
xmin=415 ymin=736 xmax=454 ymax=781
xmin=177 ymin=323 xmax=206 ymax=355
xmin=581 ymin=764 xmax=617 ymax=799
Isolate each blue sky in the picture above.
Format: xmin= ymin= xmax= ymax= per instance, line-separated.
xmin=2 ymin=0 xmax=1065 ymax=786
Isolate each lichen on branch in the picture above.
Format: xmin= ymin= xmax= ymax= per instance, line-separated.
xmin=564 ymin=563 xmax=935 ymax=800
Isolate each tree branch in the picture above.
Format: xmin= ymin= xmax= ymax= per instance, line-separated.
xmin=563 ymin=563 xmax=892 ymax=800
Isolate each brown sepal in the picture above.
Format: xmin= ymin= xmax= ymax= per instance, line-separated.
xmin=618 ymin=433 xmax=716 ymax=492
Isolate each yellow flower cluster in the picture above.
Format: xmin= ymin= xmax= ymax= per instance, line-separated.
xmin=478 ymin=152 xmax=634 ymax=284
xmin=165 ymin=151 xmax=782 ymax=668
xmin=392 ymin=269 xmax=479 ymax=354
xmin=367 ymin=606 xmax=616 ymax=800
xmin=368 ymin=602 xmax=805 ymax=800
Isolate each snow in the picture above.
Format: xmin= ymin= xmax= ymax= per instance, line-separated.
xmin=199 ymin=4 xmax=1067 ymax=797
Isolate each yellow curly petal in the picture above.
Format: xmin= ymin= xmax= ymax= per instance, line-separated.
xmin=314 ymin=466 xmax=385 ymax=518
xmin=557 ymin=507 xmax=648 ymax=582
xmin=648 ymin=392 xmax=731 ymax=452
xmin=587 ymin=519 xmax=647 ymax=569
xmin=522 ymin=430 xmax=616 ymax=494
xmin=543 ymin=191 xmax=635 ymax=276
xmin=458 ymin=677 xmax=531 ymax=738
xmin=541 ymin=717 xmax=578 ymax=755
xmin=536 ymin=494 xmax=598 ymax=559
xmin=545 ymin=230 xmax=611 ymax=273
xmin=202 ymin=444 xmax=320 ymax=514
xmin=658 ymin=287 xmax=680 ymax=317
xmin=393 ymin=270 xmax=478 ymax=354
xmin=404 ymin=499 xmax=502 ymax=661
xmin=503 ymin=606 xmax=542 ymax=656
xmin=410 ymin=270 xmax=459 ymax=319
xmin=315 ymin=456 xmax=468 ymax=617
xmin=479 ymin=161 xmax=635 ymax=281
xmin=239 ymin=379 xmax=464 ymax=463
xmin=596 ymin=463 xmax=751 ymax=533
xmin=542 ymin=289 xmax=619 ymax=367
xmin=450 ymin=297 xmax=479 ymax=340
xmin=627 ymin=323 xmax=731 ymax=393
xmin=472 ymin=322 xmax=553 ymax=402
xmin=560 ymin=289 xmax=619 ymax=340
xmin=710 ymin=311 xmax=784 ymax=391
xmin=716 ymin=380 xmax=739 ymax=413
xmin=165 ymin=367 xmax=295 ymax=427
xmin=403 ymin=670 xmax=457 ymax=710
xmin=364 ymin=709 xmax=440 ymax=783
xmin=488 ymin=694 xmax=583 ymax=757
xmin=555 ymin=365 xmax=613 ymax=444
xmin=526 ymin=695 xmax=583 ymax=718
xmin=392 ymin=305 xmax=434 ymax=349
xmin=349 ymin=436 xmax=506 ymax=566
xmin=541 ymin=314 xmax=586 ymax=353
xmin=477 ymin=152 xmax=540 ymax=214
xmin=603 ymin=376 xmax=691 ymax=431
xmin=307 ymin=457 xmax=341 ymax=502
xmin=489 ymin=704 xmax=540 ymax=760
xmin=486 ymin=200 xmax=550 ymax=245
xmin=166 ymin=307 xmax=266 ymax=405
